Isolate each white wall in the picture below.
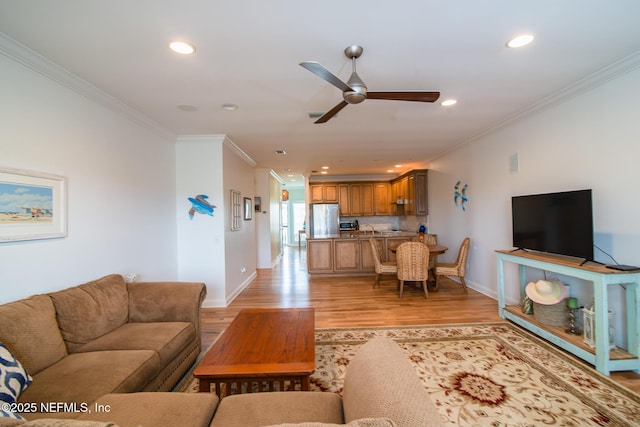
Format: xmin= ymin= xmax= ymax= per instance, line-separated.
xmin=175 ymin=136 xmax=226 ymax=306
xmin=428 ymin=62 xmax=640 ymax=346
xmin=254 ymin=169 xmax=274 ymax=268
xmin=0 ymin=49 xmax=178 ymax=304
xmin=175 ymin=136 xmax=258 ymax=307
xmin=223 ymin=141 xmax=257 ymax=302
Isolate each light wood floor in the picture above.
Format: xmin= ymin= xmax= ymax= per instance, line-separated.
xmin=200 ymin=245 xmax=640 ymax=393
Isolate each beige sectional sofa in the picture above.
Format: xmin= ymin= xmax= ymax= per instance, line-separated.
xmin=0 ymin=274 xmax=207 ymax=421
xmin=1 ymin=274 xmax=442 ymax=426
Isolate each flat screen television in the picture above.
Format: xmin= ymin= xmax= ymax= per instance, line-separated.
xmin=511 ymin=189 xmax=593 ymax=261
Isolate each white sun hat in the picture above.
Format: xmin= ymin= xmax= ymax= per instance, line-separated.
xmin=525 ymin=279 xmax=566 ymax=305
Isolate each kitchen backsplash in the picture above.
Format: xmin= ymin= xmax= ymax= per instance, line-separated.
xmin=341 ymin=215 xmax=428 ymax=233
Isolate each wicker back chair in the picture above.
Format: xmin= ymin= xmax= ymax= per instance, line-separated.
xmin=396 ymin=242 xmax=430 ymax=299
xmin=435 ymin=237 xmax=471 ymax=293
xmin=369 ymin=238 xmax=397 ymax=288
xmin=410 ymin=234 xmax=438 ymax=278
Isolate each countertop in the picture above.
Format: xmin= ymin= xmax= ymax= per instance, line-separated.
xmin=308 ymin=231 xmax=418 ymax=239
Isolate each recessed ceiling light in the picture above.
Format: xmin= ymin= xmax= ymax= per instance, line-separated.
xmin=320 ymin=171 xmax=328 ymax=174
xmin=387 ymin=169 xmax=394 ymax=173
xmin=177 ymin=104 xmax=198 ymax=112
xmin=221 ymin=103 xmax=238 ymax=111
xmin=394 ymin=164 xmax=402 ymax=168
xmin=321 ymin=166 xmax=329 ymax=170
xmin=274 ymin=150 xmax=287 ymax=155
xmin=169 ymin=41 xmax=196 ymax=55
xmin=507 ymin=34 xmax=534 ymax=48
xmin=441 ymin=99 xmax=457 ymax=107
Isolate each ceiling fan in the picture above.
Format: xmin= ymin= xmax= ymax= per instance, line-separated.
xmin=300 ymin=45 xmax=440 ymax=124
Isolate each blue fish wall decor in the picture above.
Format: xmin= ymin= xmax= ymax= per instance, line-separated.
xmin=188 ymin=194 xmax=216 ymax=219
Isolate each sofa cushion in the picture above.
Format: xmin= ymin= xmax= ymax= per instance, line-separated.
xmin=18 ymin=350 xmax=160 ymax=410
xmin=20 ymin=420 xmax=117 ymax=427
xmin=210 ymin=392 xmax=344 ymax=427
xmin=74 ymin=322 xmax=195 ymax=366
xmin=0 ymin=295 xmax=67 ymax=375
xmin=0 ymin=343 xmax=33 ymax=420
xmin=342 ymin=337 xmax=442 ymax=426
xmin=77 ymin=392 xmax=218 ymax=427
xmin=266 ymin=419 xmax=396 ymax=427
xmin=49 ymin=275 xmax=129 ymax=352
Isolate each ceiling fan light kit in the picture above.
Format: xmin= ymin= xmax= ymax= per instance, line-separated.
xmin=300 ymin=45 xmax=440 ymax=123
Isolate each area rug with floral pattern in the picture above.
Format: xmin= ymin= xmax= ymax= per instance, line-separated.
xmin=181 ymin=322 xmax=640 ymax=426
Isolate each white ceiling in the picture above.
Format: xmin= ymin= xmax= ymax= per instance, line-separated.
xmin=2 ymin=1 xmax=640 ymax=188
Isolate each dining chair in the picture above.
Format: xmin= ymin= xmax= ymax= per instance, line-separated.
xmin=396 ymin=242 xmax=430 ymax=299
xmin=410 ymin=234 xmax=438 ymax=280
xmin=369 ymin=238 xmax=397 ymax=288
xmin=435 ymin=237 xmax=470 ymax=293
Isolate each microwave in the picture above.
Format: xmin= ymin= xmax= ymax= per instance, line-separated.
xmin=339 ymin=221 xmax=357 ymax=231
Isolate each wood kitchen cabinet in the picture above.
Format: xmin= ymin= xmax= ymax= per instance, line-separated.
xmin=338 ymin=184 xmax=350 ymax=216
xmin=349 ymin=184 xmax=361 ymax=215
xmin=306 ymin=236 xmax=407 ymax=275
xmin=349 ymin=183 xmax=374 ymax=216
xmin=390 ymin=169 xmax=428 ymax=216
xmin=307 ymin=239 xmax=333 ymax=273
xmin=310 ymin=184 xmax=338 ymax=203
xmin=413 ymin=170 xmax=428 ymax=215
xmin=360 ymin=238 xmax=384 ymax=272
xmin=312 ymin=181 xmax=378 ymax=216
xmin=334 ymin=240 xmax=360 ymax=272
xmin=373 ymin=183 xmax=391 ymax=215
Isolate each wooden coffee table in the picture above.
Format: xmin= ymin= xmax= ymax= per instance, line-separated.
xmin=194 ymin=307 xmax=315 ymax=396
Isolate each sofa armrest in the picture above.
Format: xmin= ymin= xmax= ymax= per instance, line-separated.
xmin=342 ymin=337 xmax=442 ymax=426
xmin=127 ymin=281 xmax=206 ymax=334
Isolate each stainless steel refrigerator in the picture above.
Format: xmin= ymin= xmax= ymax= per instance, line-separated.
xmin=309 ymin=203 xmax=339 ymax=236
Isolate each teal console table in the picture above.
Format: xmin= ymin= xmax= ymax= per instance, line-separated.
xmin=496 ymin=249 xmax=640 ymax=375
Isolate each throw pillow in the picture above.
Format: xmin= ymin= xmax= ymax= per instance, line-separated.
xmin=0 ymin=342 xmax=33 ymax=420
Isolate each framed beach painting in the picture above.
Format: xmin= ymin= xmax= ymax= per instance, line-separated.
xmin=0 ymin=168 xmax=67 ymax=242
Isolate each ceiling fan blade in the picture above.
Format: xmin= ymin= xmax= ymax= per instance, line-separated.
xmin=315 ymin=101 xmax=348 ymax=124
xmin=300 ymin=61 xmax=352 ymax=92
xmin=367 ymin=91 xmax=441 ymax=102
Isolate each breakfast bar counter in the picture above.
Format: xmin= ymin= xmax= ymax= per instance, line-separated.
xmin=306 ymin=231 xmax=417 ymax=274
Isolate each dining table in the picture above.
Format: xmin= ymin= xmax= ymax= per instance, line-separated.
xmin=387 ymin=243 xmax=448 ymax=290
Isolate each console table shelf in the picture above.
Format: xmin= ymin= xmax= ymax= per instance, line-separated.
xmin=503 ymin=305 xmax=637 ymax=361
xmin=496 ymin=250 xmax=640 ymax=375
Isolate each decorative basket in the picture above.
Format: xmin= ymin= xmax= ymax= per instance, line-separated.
xmin=533 ymin=300 xmax=568 ymax=327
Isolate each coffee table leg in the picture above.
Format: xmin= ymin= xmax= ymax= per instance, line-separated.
xmin=300 ymin=375 xmax=310 ymax=391
xmin=198 ymin=379 xmax=211 ymax=392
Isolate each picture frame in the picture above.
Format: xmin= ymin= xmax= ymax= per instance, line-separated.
xmin=244 ymin=197 xmax=252 ymax=220
xmin=230 ymin=189 xmax=241 ymax=231
xmin=0 ymin=167 xmax=67 ymax=242
xmin=254 ymin=196 xmax=261 ymax=212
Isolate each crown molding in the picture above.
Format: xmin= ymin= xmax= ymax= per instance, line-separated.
xmin=223 ymin=136 xmax=257 ymax=167
xmin=0 ymin=32 xmax=175 ymax=141
xmin=308 ymin=174 xmax=395 ymax=182
xmin=176 ymin=134 xmax=257 ymax=168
